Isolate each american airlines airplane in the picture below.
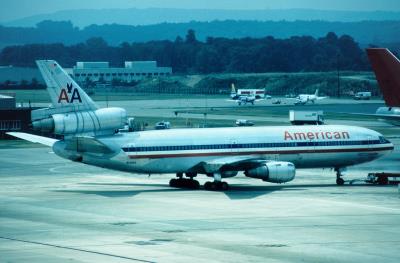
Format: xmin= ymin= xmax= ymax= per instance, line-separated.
xmin=295 ymin=89 xmax=327 ymax=105
xmin=366 ymin=48 xmax=400 ymax=126
xmin=8 ymin=60 xmax=393 ymax=190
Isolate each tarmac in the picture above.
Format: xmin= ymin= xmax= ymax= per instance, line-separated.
xmin=1 ymin=97 xmax=400 ymax=262
xmin=96 ymin=97 xmax=392 ymax=128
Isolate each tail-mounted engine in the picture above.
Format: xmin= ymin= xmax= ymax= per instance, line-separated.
xmin=245 ymin=161 xmax=296 ymax=183
xmin=31 ymin=107 xmax=127 ymax=135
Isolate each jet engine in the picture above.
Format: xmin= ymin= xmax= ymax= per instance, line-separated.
xmin=32 ymin=107 xmax=127 ymax=135
xmin=245 ymin=161 xmax=295 ymax=183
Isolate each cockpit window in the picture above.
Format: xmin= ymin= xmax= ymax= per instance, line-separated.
xmin=379 ymin=136 xmax=390 ymax=144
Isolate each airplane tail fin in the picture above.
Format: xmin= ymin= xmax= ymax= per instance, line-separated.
xmin=366 ymin=48 xmax=400 ymax=107
xmin=36 ymin=60 xmax=98 ymax=111
xmin=231 ymin=83 xmax=236 ymax=94
xmin=315 ymin=89 xmax=319 ymax=97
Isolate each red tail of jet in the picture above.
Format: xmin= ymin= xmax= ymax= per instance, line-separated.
xmin=367 ymin=48 xmax=400 ymax=107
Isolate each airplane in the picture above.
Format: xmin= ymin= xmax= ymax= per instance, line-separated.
xmin=365 ymin=48 xmax=400 ymax=126
xmin=229 ymin=84 xmax=270 ymax=105
xmin=230 ymin=83 xmax=270 ymax=100
xmin=228 ymin=93 xmax=259 ymax=105
xmin=7 ymin=60 xmax=393 ymax=191
xmin=295 ymin=89 xmax=327 ymax=105
xmin=235 ymin=95 xmax=257 ymax=106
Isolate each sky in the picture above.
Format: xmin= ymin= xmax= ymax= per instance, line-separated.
xmin=1 ymin=0 xmax=400 ymax=22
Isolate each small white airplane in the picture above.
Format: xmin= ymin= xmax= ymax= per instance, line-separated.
xmin=235 ymin=95 xmax=257 ymax=105
xmin=7 ymin=60 xmax=393 ymax=190
xmin=295 ymin=89 xmax=327 ymax=105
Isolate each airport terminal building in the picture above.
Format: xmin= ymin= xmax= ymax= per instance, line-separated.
xmin=67 ymin=61 xmax=172 ymax=84
xmin=0 ymin=61 xmax=172 ymax=87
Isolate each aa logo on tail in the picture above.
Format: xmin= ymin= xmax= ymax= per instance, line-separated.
xmin=58 ymin=83 xmax=82 ymax=103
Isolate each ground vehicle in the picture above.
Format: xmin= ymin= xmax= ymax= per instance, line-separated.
xmin=354 ymin=92 xmax=371 ymax=100
xmin=289 ymin=111 xmax=324 ymax=125
xmin=155 ymin=121 xmax=171 ymax=129
xmin=366 ymin=172 xmax=400 ymax=185
xmin=235 ymin=119 xmax=254 ymax=126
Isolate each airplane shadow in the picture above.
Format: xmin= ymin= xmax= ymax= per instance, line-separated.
xmin=54 ymin=188 xmax=189 ymax=198
xmin=52 ymin=183 xmax=360 ymax=200
xmin=79 ymin=182 xmax=168 ymax=187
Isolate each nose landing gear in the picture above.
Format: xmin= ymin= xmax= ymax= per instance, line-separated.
xmin=335 ymin=168 xmax=346 ymax=185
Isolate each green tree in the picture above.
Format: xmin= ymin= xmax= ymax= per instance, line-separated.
xmin=185 ymin=29 xmax=197 ymax=44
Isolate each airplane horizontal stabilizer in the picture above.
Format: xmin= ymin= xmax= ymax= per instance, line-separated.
xmin=7 ymin=132 xmax=58 ymax=147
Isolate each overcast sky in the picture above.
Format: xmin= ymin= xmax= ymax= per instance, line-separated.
xmin=1 ymin=0 xmax=400 ymax=22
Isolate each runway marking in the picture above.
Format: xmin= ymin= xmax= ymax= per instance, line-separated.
xmin=0 ymin=236 xmax=154 ymax=263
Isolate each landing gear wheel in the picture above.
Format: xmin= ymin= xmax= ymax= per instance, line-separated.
xmin=335 ymin=167 xmax=346 ymax=186
xmin=189 ymin=179 xmax=200 ymax=189
xmin=336 ymin=177 xmax=345 ymax=186
xmin=221 ymin=182 xmax=229 ymax=191
xmin=204 ymin=181 xmax=212 ymax=190
xmin=169 ymin=178 xmax=177 ymax=187
xmin=377 ymin=176 xmax=389 ymax=185
xmin=169 ymin=178 xmax=199 ymax=189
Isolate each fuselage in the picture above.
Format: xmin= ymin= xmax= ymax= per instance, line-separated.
xmin=55 ymin=125 xmax=393 ymax=175
xmin=375 ymin=106 xmax=400 ymax=126
xmin=298 ymin=94 xmax=317 ymax=102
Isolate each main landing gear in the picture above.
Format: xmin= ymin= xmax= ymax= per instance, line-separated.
xmin=335 ymin=168 xmax=345 ymax=186
xmin=169 ymin=172 xmax=200 ymax=189
xmin=169 ymin=172 xmax=230 ymax=191
xmin=204 ymin=173 xmax=229 ymax=191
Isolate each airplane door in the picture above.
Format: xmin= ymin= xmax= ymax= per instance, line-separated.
xmin=230 ymin=139 xmax=237 ymax=153
xmin=126 ymin=143 xmax=137 ymax=164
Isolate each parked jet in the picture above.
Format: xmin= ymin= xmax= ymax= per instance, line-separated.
xmin=8 ymin=60 xmax=393 ymax=190
xmin=230 ymin=83 xmax=270 ymax=100
xmin=295 ymin=89 xmax=327 ymax=105
xmin=229 ymin=83 xmax=269 ymax=105
xmin=366 ymin=48 xmax=400 ymax=126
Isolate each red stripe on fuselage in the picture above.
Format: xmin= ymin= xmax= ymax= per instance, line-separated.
xmin=128 ymin=146 xmax=393 ymax=159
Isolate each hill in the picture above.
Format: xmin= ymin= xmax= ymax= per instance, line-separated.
xmin=4 ymin=8 xmax=400 ymax=28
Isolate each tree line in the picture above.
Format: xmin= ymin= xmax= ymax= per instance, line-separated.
xmin=1 ymin=19 xmax=400 ymax=46
xmin=0 ymin=31 xmax=370 ymax=74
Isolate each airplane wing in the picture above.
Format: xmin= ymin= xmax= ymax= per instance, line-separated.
xmin=336 ymin=112 xmax=400 ymax=121
xmin=317 ymin=97 xmax=328 ymax=100
xmin=373 ymin=114 xmax=400 ymax=121
xmin=7 ymin=132 xmax=117 ymax=154
xmin=7 ymin=132 xmax=58 ymax=147
xmin=189 ymin=156 xmax=266 ymax=174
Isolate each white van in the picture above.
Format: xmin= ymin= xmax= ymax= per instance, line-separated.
xmin=354 ymin=92 xmax=371 ymax=100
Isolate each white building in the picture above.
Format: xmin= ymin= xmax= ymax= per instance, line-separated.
xmin=68 ymin=61 xmax=172 ymax=84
